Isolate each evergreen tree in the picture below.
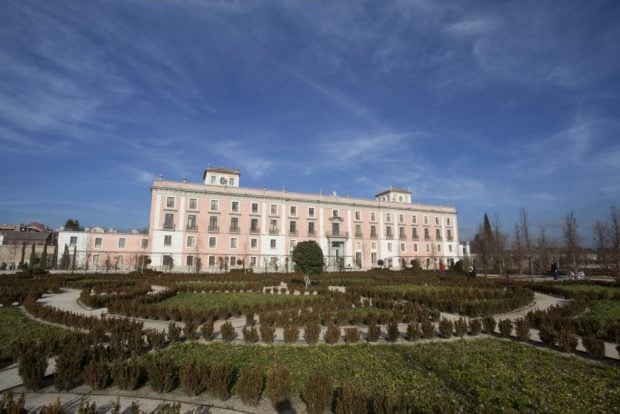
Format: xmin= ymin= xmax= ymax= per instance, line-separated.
xmin=471 ymin=213 xmax=495 ymax=276
xmin=19 ymin=243 xmax=26 ymax=269
xmin=71 ymin=245 xmax=77 ymax=272
xmin=40 ymin=242 xmax=48 ymax=270
xmin=51 ymin=244 xmax=58 ymax=269
xmin=29 ymin=243 xmax=36 ymax=269
xmin=60 ymin=245 xmax=70 ymax=270
xmin=292 ymin=241 xmax=324 ymax=288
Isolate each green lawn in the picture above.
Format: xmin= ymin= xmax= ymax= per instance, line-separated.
xmin=157 ymin=338 xmax=620 ymax=413
xmin=0 ymin=307 xmax=64 ymax=366
xmin=158 ymin=292 xmax=318 ymax=312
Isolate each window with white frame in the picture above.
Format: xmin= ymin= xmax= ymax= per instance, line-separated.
xmin=186 ymin=256 xmax=194 ymax=266
xmin=414 ymin=243 xmax=418 ymax=252
xmin=250 ymin=257 xmax=257 ymax=266
xmin=290 ymin=206 xmax=297 ymax=216
xmin=164 ymin=235 xmax=172 ymax=246
xmin=208 ymin=237 xmax=216 ymax=248
xmin=94 ymin=237 xmax=102 ymax=248
xmin=189 ymin=198 xmax=197 ymax=210
xmin=386 ymin=213 xmax=392 ymax=222
xmin=399 ymin=214 xmax=404 ymax=223
xmin=210 ymin=176 xmax=216 ymax=184
xmin=270 ymin=239 xmax=276 ymax=249
xmin=231 ymin=201 xmax=239 ymax=212
xmin=435 ymin=216 xmax=440 ymax=225
xmin=437 ymin=244 xmax=441 ymax=252
xmin=448 ymin=244 xmax=453 ymax=252
xmin=425 ymin=243 xmax=430 ymax=252
xmin=424 ymin=215 xmax=429 ymax=225
xmin=141 ymin=239 xmax=148 ymax=249
xmin=230 ymin=256 xmax=236 ymax=266
xmin=230 ymin=237 xmax=238 ymax=248
xmin=118 ymin=238 xmax=126 ymax=249
xmin=400 ymin=243 xmax=405 ymax=252
xmin=208 ymin=256 xmax=215 ymax=266
xmin=270 ymin=204 xmax=278 ymax=215
xmin=166 ymin=197 xmax=175 ymax=208
xmin=332 ymin=209 xmax=338 ymax=217
xmin=210 ymin=199 xmax=219 ymax=211
xmin=371 ymin=242 xmax=377 ymax=250
xmin=412 ymin=215 xmax=417 ymax=224
xmin=355 ymin=210 xmax=361 ymax=220
xmin=370 ymin=212 xmax=376 ymax=221
xmin=92 ymin=255 xmax=99 ymax=267
xmin=250 ymin=238 xmax=257 ymax=249
xmin=308 ymin=207 xmax=315 ymax=217
xmin=251 ymin=202 xmax=259 ymax=213
xmin=69 ymin=236 xmax=77 ymax=246
xmin=186 ymin=236 xmax=195 ymax=248
xmin=229 ymin=177 xmax=235 ymax=186
xmin=371 ymin=252 xmax=377 ymax=264
xmin=387 ymin=243 xmax=392 ymax=252
xmin=446 ymin=217 xmax=451 ymax=226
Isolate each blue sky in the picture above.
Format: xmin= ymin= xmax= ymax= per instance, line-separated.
xmin=1 ymin=0 xmax=619 ymax=243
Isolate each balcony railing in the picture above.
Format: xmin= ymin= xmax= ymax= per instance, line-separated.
xmin=355 ymin=232 xmax=363 ymax=238
xmin=163 ymin=223 xmax=175 ymax=230
xmin=385 ymin=233 xmax=394 ymax=240
xmin=447 ymin=237 xmax=453 ymax=241
xmin=289 ymin=229 xmax=298 ymax=236
xmin=208 ymin=226 xmax=220 ymax=233
xmin=249 ymin=227 xmax=260 ymax=234
xmin=229 ymin=226 xmax=241 ymax=234
xmin=424 ymin=236 xmax=431 ymax=241
xmin=412 ymin=235 xmax=419 ymax=240
xmin=186 ymin=225 xmax=198 ymax=231
xmin=326 ymin=231 xmax=349 ymax=238
xmin=308 ymin=230 xmax=316 ymax=236
xmin=269 ymin=228 xmax=279 ymax=235
xmin=399 ymin=234 xmax=407 ymax=240
xmin=370 ymin=233 xmax=378 ymax=239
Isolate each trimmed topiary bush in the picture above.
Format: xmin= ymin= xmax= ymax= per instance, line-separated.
xmin=235 ymin=366 xmax=263 ymax=406
xmin=220 ymin=322 xmax=236 ymax=342
xmin=179 ymin=359 xmax=206 ymax=396
xmin=469 ymin=318 xmax=482 ymax=336
xmin=147 ymin=354 xmax=177 ymax=393
xmin=304 ymin=321 xmax=321 ymax=344
xmin=454 ymin=318 xmax=467 ymax=338
xmin=406 ymin=322 xmax=421 ymax=341
xmin=242 ymin=326 xmax=259 ymax=344
xmin=208 ymin=363 xmax=234 ymax=400
xmin=386 ymin=321 xmax=400 ymax=342
xmin=483 ymin=316 xmax=496 ymax=335
xmin=183 ymin=320 xmax=198 ymax=341
xmin=367 ymin=322 xmax=380 ymax=342
xmin=111 ymin=353 xmax=141 ymax=391
xmin=83 ymin=348 xmax=110 ymax=391
xmin=558 ymin=322 xmax=578 ymax=353
xmin=515 ymin=318 xmax=530 ymax=341
xmin=15 ymin=340 xmax=48 ymax=391
xmin=438 ymin=318 xmax=453 ymax=339
xmin=301 ymin=369 xmax=333 ymax=414
xmin=498 ymin=319 xmax=513 ymax=338
xmin=539 ymin=320 xmax=557 ymax=346
xmin=201 ymin=320 xmax=214 ymax=341
xmin=266 ymin=364 xmax=293 ymax=408
xmin=334 ymin=381 xmax=367 ymax=414
xmin=421 ymin=320 xmax=435 ymax=339
xmin=283 ymin=323 xmax=299 ymax=344
xmin=260 ymin=324 xmax=275 ymax=344
xmin=583 ymin=335 xmax=605 ymax=359
xmin=324 ymin=322 xmax=341 ymax=344
xmin=167 ymin=322 xmax=181 ymax=344
xmin=344 ymin=328 xmax=360 ymax=343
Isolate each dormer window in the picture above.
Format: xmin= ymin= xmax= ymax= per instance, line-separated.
xmin=210 ymin=176 xmax=216 ymax=184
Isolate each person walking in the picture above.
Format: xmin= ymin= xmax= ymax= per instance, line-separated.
xmin=551 ymin=262 xmax=558 ymax=280
xmin=439 ymin=261 xmax=446 ymax=277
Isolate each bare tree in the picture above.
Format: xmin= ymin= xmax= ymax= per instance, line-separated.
xmin=518 ymin=208 xmax=533 ymax=276
xmin=512 ymin=225 xmax=526 ymax=275
xmin=562 ymin=210 xmax=581 ymax=274
xmin=537 ymin=227 xmax=551 ymax=274
xmin=492 ymin=214 xmax=507 ymax=277
xmin=593 ymin=219 xmax=608 ymax=270
xmin=610 ymin=206 xmax=620 ymax=275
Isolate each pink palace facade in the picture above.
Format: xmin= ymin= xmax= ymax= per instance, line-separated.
xmin=147 ymin=167 xmax=463 ymax=272
xmin=56 ymin=167 xmax=466 ymax=272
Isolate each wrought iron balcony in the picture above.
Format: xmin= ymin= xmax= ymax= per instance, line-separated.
xmin=355 ymin=231 xmax=363 ymax=238
xmin=163 ymin=223 xmax=175 ymax=230
xmin=308 ymin=230 xmax=316 ymax=237
xmin=229 ymin=227 xmax=241 ymax=234
xmin=289 ymin=229 xmax=298 ymax=236
xmin=385 ymin=233 xmax=394 ymax=239
xmin=269 ymin=228 xmax=279 ymax=235
xmin=186 ymin=225 xmax=198 ymax=231
xmin=370 ymin=232 xmax=378 ymax=239
xmin=208 ymin=226 xmax=220 ymax=233
xmin=249 ymin=227 xmax=260 ymax=234
xmin=399 ymin=234 xmax=407 ymax=240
